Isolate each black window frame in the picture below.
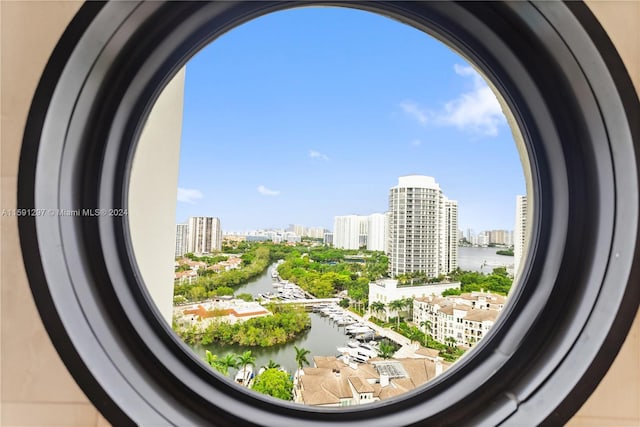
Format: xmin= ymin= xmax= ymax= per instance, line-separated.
xmin=18 ymin=1 xmax=640 ymax=426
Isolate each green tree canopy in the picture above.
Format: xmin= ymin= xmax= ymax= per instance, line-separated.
xmin=252 ymin=369 xmax=293 ymax=401
xmin=378 ymin=341 xmax=396 ymax=359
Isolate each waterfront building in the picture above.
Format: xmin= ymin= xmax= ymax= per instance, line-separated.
xmin=486 ymin=230 xmax=513 ymax=246
xmin=388 ymin=175 xmax=458 ymax=278
xmin=368 ymin=278 xmax=460 ymax=322
xmin=187 ymin=216 xmax=222 ymax=254
xmin=366 ymin=213 xmax=389 ymax=253
xmin=475 ymin=231 xmax=490 ymax=247
xmin=413 ymin=291 xmax=506 ymax=347
xmin=333 ymin=215 xmax=368 ymax=250
xmin=293 ymin=355 xmax=450 ymax=407
xmin=513 ymin=195 xmax=528 ymax=280
xmin=174 ymin=299 xmax=271 ymax=328
xmin=175 ymin=223 xmax=189 ymax=257
xmin=442 ymin=200 xmax=459 ymax=273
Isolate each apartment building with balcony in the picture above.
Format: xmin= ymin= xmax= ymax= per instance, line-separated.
xmin=388 ymin=175 xmax=458 ymax=278
xmin=413 ymin=291 xmax=506 ymax=347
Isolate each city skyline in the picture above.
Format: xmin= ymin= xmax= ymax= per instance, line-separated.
xmin=175 ymin=7 xmax=526 ymax=232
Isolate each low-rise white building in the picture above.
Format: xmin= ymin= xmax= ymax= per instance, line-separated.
xmin=368 ymin=279 xmax=461 ymax=321
xmin=412 ymin=291 xmax=506 ymax=347
xmin=174 ymin=299 xmax=272 ymax=330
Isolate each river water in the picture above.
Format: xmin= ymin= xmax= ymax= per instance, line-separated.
xmin=189 ymin=264 xmax=353 ymax=375
xmin=458 ymin=246 xmax=514 ymax=274
xmin=190 ymin=248 xmax=513 ymax=376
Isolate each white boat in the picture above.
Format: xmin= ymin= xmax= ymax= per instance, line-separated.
xmin=336 ymin=346 xmax=370 ymax=363
xmin=346 ymin=325 xmax=373 ymax=335
xmin=351 ymin=355 xmax=368 ymax=364
xmin=234 ymin=365 xmax=254 ymax=385
xmin=347 ymin=340 xmax=361 ymax=348
xmin=345 ymin=323 xmax=367 ymax=332
xmin=355 ymin=332 xmax=376 ymax=341
xmin=357 ymin=344 xmax=379 ymax=358
xmin=336 ymin=317 xmax=355 ymax=326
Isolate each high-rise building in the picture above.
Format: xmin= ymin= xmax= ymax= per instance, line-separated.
xmin=514 ymin=195 xmax=528 ymax=280
xmin=388 ymin=175 xmax=458 ymax=278
xmin=466 ymin=228 xmax=475 ymax=243
xmin=290 ymin=224 xmax=329 ymax=239
xmin=443 ymin=200 xmax=459 ymax=273
xmin=487 ymin=229 xmax=513 ymax=246
xmin=366 ymin=213 xmax=388 ymax=253
xmin=187 ymin=216 xmax=222 ymax=254
xmin=333 ymin=215 xmax=367 ymax=250
xmin=175 ymin=224 xmax=188 ymax=257
xmin=475 ymin=231 xmax=490 ymax=247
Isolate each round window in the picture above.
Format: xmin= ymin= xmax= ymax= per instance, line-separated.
xmin=18 ymin=2 xmax=640 ymax=426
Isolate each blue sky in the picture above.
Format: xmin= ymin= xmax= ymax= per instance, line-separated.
xmin=175 ymin=6 xmax=525 ymax=233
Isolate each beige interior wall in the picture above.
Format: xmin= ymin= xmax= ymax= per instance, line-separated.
xmin=0 ymin=3 xmax=109 ymax=426
xmin=0 ymin=1 xmax=637 ymax=426
xmin=129 ymin=67 xmax=185 ymax=324
xmin=569 ymin=0 xmax=640 ymax=423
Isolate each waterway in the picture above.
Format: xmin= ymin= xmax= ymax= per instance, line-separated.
xmin=232 ymin=264 xmax=280 ymax=296
xmin=458 ymin=246 xmax=514 ymax=274
xmin=189 ymin=264 xmax=353 ymax=375
xmin=189 ymin=249 xmax=512 ymax=376
xmin=191 ymin=312 xmax=353 ymax=376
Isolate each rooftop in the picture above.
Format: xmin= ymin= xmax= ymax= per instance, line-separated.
xmin=297 ymin=356 xmax=448 ymax=406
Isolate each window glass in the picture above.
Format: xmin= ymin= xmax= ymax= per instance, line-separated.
xmin=133 ymin=6 xmax=527 ymax=406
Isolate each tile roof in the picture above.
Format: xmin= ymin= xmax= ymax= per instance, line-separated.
xmin=464 ymin=309 xmax=499 ymax=322
xmin=348 ymin=376 xmax=375 ymax=393
xmin=298 ymin=356 xmax=446 ymax=406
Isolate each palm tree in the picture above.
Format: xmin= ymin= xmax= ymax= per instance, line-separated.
xmin=217 ymin=353 xmax=239 ymax=376
xmin=445 ymin=337 xmax=458 ymax=354
xmin=369 ymin=301 xmax=386 ymax=320
xmin=262 ymin=359 xmax=281 ymax=371
xmin=388 ymin=299 xmax=406 ymax=331
xmin=378 ymin=341 xmax=395 ymax=359
xmin=420 ymin=320 xmax=433 ymax=347
xmin=204 ymin=350 xmax=223 ymax=374
xmin=237 ymin=350 xmax=256 ymax=385
xmin=293 ymin=346 xmax=311 ymax=385
xmin=403 ymin=297 xmax=414 ymax=319
xmin=205 ymin=350 xmax=217 ymax=366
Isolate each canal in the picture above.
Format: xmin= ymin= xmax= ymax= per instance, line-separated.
xmin=189 ymin=264 xmax=353 ymax=375
xmin=190 ymin=249 xmax=513 ymax=377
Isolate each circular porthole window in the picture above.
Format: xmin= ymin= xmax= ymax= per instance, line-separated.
xmin=18 ymin=2 xmax=639 ymax=426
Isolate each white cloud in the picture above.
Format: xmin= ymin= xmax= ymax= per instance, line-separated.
xmin=400 ymin=101 xmax=430 ymax=125
xmin=309 ymin=149 xmax=329 ymax=161
xmin=400 ymin=64 xmax=506 ymax=137
xmin=453 ymin=63 xmax=477 ymax=78
xmin=177 ymin=187 xmax=203 ymax=204
xmin=257 ymin=185 xmax=280 ymax=196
